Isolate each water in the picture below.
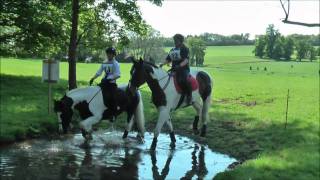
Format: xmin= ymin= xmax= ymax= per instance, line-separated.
xmin=0 ymin=131 xmax=236 ymax=180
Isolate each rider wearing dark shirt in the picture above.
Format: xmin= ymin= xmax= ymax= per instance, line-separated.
xmin=161 ymin=34 xmax=192 ymax=103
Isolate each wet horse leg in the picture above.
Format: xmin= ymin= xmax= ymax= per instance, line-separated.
xmin=192 ymin=100 xmax=202 ymax=135
xmin=122 ymin=114 xmax=134 ymax=139
xmin=200 ymin=95 xmax=211 ymax=137
xmin=80 ymin=115 xmax=102 ymax=140
xmin=165 ymin=117 xmax=176 ymax=149
xmin=151 ymin=106 xmax=169 ymax=150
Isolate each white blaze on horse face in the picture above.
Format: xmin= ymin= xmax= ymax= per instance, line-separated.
xmin=57 ymin=112 xmax=63 ymax=132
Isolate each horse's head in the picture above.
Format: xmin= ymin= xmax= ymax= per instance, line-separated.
xmin=128 ymin=58 xmax=147 ymax=94
xmin=53 ymin=95 xmax=74 ymax=134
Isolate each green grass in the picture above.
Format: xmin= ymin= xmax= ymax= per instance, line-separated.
xmin=0 ymin=46 xmax=319 ymax=180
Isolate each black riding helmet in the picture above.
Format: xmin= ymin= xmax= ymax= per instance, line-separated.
xmin=105 ymin=47 xmax=116 ymax=55
xmin=173 ymin=34 xmax=184 ymax=43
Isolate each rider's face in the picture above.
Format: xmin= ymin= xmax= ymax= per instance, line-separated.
xmin=107 ymin=53 xmax=115 ymax=60
xmin=174 ymin=39 xmax=182 ymax=47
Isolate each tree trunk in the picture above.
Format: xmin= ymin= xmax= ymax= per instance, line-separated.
xmin=68 ymin=0 xmax=79 ymax=90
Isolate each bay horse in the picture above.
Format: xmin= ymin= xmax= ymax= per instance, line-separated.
xmin=128 ymin=59 xmax=212 ymax=150
xmin=54 ymin=85 xmax=145 ymax=140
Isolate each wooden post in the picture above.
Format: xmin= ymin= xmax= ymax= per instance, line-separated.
xmin=285 ymin=89 xmax=290 ymax=129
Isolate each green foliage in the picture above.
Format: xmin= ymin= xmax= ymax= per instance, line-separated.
xmin=0 ymin=0 xmax=162 ymax=59
xmin=187 ymin=36 xmax=206 ymax=66
xmin=272 ymin=36 xmax=284 ymax=60
xmin=296 ymin=40 xmax=309 ymax=61
xmin=198 ymin=33 xmax=254 ymax=46
xmin=282 ymin=37 xmax=294 ymax=60
xmin=253 ymin=35 xmax=266 ymax=58
xmin=308 ymin=46 xmax=317 ymax=61
xmin=125 ymin=27 xmax=167 ymax=63
xmin=253 ymin=24 xmax=317 ymax=61
xmin=265 ymin=24 xmax=281 ymax=58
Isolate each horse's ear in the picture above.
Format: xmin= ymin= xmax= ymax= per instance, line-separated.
xmin=139 ymin=57 xmax=143 ymax=64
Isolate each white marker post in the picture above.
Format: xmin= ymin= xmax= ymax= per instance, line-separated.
xmin=42 ymin=59 xmax=59 ymax=114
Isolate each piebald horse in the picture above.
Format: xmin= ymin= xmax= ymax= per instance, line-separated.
xmin=128 ymin=59 xmax=212 ymax=149
xmin=54 ymin=85 xmax=145 ymax=140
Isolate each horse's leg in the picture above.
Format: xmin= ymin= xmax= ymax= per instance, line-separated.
xmin=134 ymin=98 xmax=145 ymax=139
xmin=123 ymin=114 xmax=134 ymax=139
xmin=200 ymin=95 xmax=211 ymax=137
xmin=192 ymin=100 xmax=202 ymax=135
xmin=151 ymin=106 xmax=169 ymax=150
xmin=80 ymin=115 xmax=101 ymax=139
xmin=166 ymin=117 xmax=176 ymax=149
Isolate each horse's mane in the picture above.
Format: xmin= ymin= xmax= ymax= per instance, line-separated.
xmin=143 ymin=61 xmax=159 ymax=68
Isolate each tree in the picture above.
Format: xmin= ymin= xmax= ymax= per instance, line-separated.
xmin=253 ymin=35 xmax=266 ymax=58
xmin=68 ymin=0 xmax=80 ymax=90
xmin=0 ymin=0 xmax=70 ymax=57
xmin=272 ymin=37 xmax=284 ymax=60
xmin=66 ymin=0 xmax=162 ymax=89
xmin=187 ymin=37 xmax=206 ymax=66
xmin=282 ymin=37 xmax=294 ymax=60
xmin=265 ymin=24 xmax=281 ymax=58
xmin=296 ymin=41 xmax=308 ymax=61
xmin=126 ymin=27 xmax=167 ymax=64
xmin=308 ymin=46 xmax=317 ymax=61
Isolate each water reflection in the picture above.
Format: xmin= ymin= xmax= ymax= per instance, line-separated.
xmin=0 ymin=131 xmax=236 ymax=180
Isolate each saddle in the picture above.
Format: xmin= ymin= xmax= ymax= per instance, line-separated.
xmin=173 ymin=74 xmax=198 ymax=94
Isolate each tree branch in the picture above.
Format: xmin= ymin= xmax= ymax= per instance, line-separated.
xmin=282 ymin=20 xmax=320 ymax=27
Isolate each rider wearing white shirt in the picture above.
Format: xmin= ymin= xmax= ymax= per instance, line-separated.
xmin=89 ymin=47 xmax=120 ymax=119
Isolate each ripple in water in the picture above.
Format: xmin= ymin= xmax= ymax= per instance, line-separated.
xmin=0 ymin=131 xmax=237 ymax=179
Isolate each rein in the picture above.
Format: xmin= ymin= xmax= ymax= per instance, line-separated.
xmin=88 ymin=88 xmax=101 ymax=104
xmin=138 ymin=73 xmax=171 ymax=91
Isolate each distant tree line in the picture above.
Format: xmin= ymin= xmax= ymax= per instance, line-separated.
xmin=253 ymin=24 xmax=320 ymax=61
xmin=163 ymin=33 xmax=254 ymax=47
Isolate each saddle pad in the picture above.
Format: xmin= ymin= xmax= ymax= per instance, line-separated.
xmin=173 ymin=75 xmax=198 ymax=94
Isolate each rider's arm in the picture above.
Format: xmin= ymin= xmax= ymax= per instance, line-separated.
xmin=91 ymin=64 xmax=104 ymax=80
xmin=179 ymin=46 xmax=189 ymax=67
xmin=160 ymin=54 xmax=172 ymax=67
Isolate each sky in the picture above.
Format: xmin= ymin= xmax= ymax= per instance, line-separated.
xmin=137 ymin=0 xmax=320 ymax=39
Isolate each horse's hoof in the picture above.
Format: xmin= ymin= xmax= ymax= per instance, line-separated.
xmin=136 ymin=134 xmax=145 ymax=143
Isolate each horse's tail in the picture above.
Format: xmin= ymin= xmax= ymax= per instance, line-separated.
xmin=134 ymin=90 xmax=145 ymax=137
xmin=196 ymin=71 xmax=213 ymax=126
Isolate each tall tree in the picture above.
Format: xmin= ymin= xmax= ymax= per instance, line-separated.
xmin=265 ymin=24 xmax=280 ymax=58
xmin=253 ymin=35 xmax=266 ymax=58
xmin=68 ymin=0 xmax=80 ymax=90
xmin=282 ymin=37 xmax=294 ymax=60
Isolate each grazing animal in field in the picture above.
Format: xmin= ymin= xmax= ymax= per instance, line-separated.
xmin=128 ymin=59 xmax=212 ymax=150
xmin=53 ymin=85 xmax=145 ymax=140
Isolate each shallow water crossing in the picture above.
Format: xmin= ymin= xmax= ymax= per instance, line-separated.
xmin=0 ymin=131 xmax=236 ymax=179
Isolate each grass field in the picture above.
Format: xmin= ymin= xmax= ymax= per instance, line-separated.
xmin=1 ymin=45 xmax=319 ymax=180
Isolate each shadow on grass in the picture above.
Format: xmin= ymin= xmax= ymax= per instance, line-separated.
xmin=0 ymin=74 xmax=72 ymax=143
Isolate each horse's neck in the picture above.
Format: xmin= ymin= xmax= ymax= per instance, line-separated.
xmin=67 ymin=86 xmax=99 ymax=105
xmin=152 ymin=68 xmax=169 ymax=88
